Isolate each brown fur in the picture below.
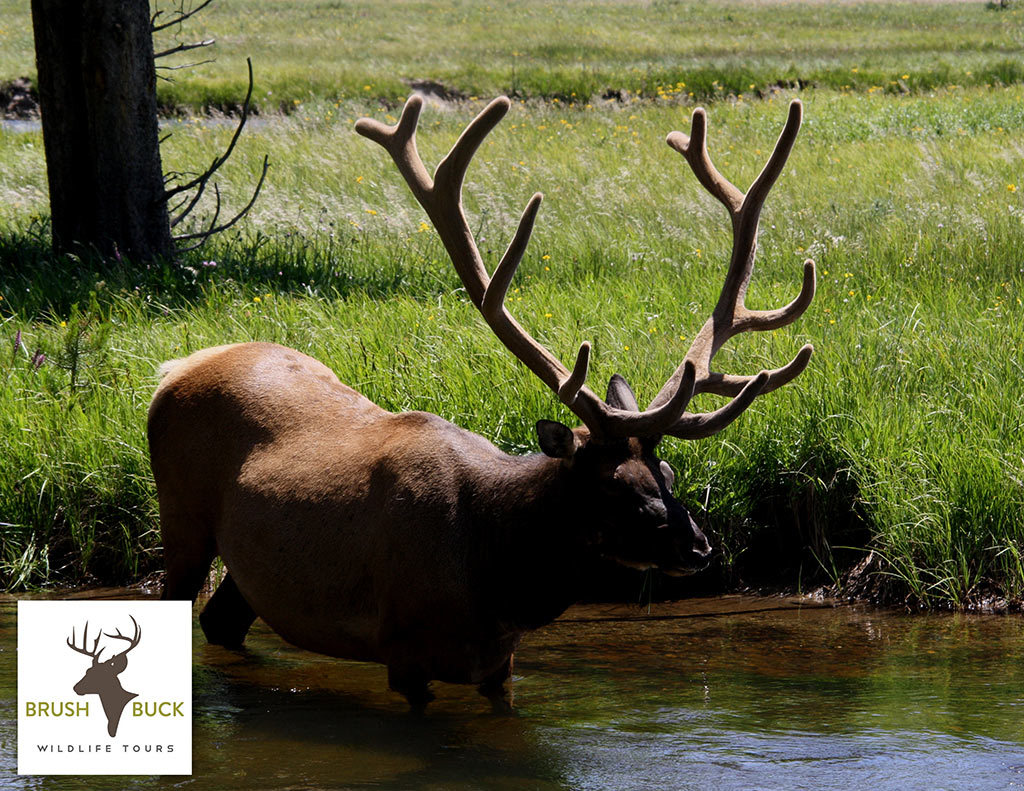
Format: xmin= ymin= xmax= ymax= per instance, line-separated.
xmin=149 ymin=342 xmax=710 ymax=707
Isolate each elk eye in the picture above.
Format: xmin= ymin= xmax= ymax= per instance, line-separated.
xmin=659 ymin=460 xmax=675 ymax=491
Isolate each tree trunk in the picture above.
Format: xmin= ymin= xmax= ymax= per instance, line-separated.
xmin=31 ymin=0 xmax=173 ymax=262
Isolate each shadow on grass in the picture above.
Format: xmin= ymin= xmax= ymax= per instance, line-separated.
xmin=0 ymin=224 xmax=464 ymax=320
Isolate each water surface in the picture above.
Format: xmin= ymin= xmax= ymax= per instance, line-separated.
xmin=2 ymin=592 xmax=1022 ymax=790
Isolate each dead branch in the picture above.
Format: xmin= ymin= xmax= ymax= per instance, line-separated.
xmin=174 ymin=156 xmax=269 ymax=250
xmin=156 ymin=59 xmax=217 ymax=82
xmin=156 ymin=58 xmax=216 ymax=72
xmin=154 ymin=38 xmax=215 ymax=59
xmin=164 ymin=56 xmax=254 ymax=210
xmin=152 ymin=0 xmax=215 ymax=33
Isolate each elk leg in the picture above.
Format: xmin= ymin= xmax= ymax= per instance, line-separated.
xmin=477 ymin=655 xmax=514 ymax=714
xmin=159 ymin=509 xmax=215 ymax=602
xmin=387 ymin=665 xmax=435 ymax=713
xmin=199 ymin=573 xmax=257 ymax=648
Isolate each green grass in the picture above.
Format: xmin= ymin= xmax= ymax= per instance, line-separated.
xmin=2 ymin=2 xmax=1024 ymax=606
xmin=2 ymin=1 xmax=1024 ymax=108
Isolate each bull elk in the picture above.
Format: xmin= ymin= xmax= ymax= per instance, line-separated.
xmin=149 ymin=96 xmax=815 ymax=710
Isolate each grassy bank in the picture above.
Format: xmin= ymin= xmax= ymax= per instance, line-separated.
xmin=2 ymin=1 xmax=1024 ymax=607
xmin=3 ymin=82 xmax=1024 ymax=606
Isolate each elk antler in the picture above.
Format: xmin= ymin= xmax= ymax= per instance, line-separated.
xmin=355 ymin=96 xmax=693 ymax=441
xmin=104 ymin=615 xmax=142 ymax=658
xmin=67 ymin=622 xmax=104 ymax=663
xmin=649 ymin=100 xmax=816 ymax=439
xmin=355 ymin=97 xmax=813 ymax=441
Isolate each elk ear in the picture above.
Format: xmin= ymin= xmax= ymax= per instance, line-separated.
xmin=536 ymin=420 xmax=578 ymax=459
xmin=606 ymin=373 xmax=639 ymax=412
xmin=109 ymin=653 xmax=128 ymax=673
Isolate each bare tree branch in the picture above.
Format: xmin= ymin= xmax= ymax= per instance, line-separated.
xmin=154 ymin=38 xmax=215 ymax=59
xmin=162 ymin=57 xmax=254 ymax=204
xmin=168 ymin=188 xmax=196 ymax=219
xmin=174 ymin=155 xmax=269 ymax=250
xmin=156 ymin=58 xmax=217 ymax=81
xmin=157 ymin=58 xmax=216 ymax=72
xmin=169 ymin=165 xmax=214 ymax=227
xmin=152 ymin=0 xmax=215 ymax=33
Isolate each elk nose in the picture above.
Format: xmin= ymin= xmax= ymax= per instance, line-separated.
xmin=691 ymin=523 xmax=712 ymax=558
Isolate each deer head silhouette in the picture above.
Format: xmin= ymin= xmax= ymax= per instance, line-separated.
xmin=66 ymin=615 xmax=141 ymax=737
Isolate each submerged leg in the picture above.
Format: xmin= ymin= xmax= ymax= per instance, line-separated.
xmin=199 ymin=572 xmax=257 ymax=648
xmin=477 ymin=655 xmax=514 ymax=714
xmin=388 ymin=665 xmax=435 ymax=713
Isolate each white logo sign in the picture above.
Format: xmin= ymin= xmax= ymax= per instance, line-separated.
xmin=18 ymin=600 xmax=192 ymax=775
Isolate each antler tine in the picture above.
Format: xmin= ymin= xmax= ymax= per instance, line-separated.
xmin=722 ymin=99 xmax=807 ymax=323
xmin=668 ymin=371 xmax=769 ymax=439
xmin=742 ymin=99 xmax=803 ymax=225
xmin=478 ymin=192 xmax=588 ymax=405
xmin=557 ymin=343 xmax=592 ymax=406
xmin=731 ymin=258 xmax=816 ymax=336
xmin=666 ymin=108 xmax=743 ymax=215
xmin=434 ymin=97 xmax=510 ymax=204
xmin=651 ymin=100 xmax=814 ymax=439
xmin=602 ymin=360 xmax=696 ymax=438
xmin=67 ymin=621 xmax=104 ymax=660
xmin=104 ymin=614 xmax=142 ymax=655
xmin=353 ymin=96 xmax=433 ymax=203
xmin=482 ymin=191 xmax=542 ymax=319
xmin=698 ymin=342 xmax=815 ymax=398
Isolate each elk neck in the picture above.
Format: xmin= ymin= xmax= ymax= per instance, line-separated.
xmin=468 ymin=450 xmax=598 ymax=631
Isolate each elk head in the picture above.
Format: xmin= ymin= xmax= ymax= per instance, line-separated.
xmin=356 ymin=96 xmax=814 ymax=579
xmin=67 ymin=616 xmax=141 ymax=737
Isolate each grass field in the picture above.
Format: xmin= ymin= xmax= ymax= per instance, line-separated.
xmin=1 ymin=1 xmax=1023 ymax=607
xmin=3 ymin=1 xmax=1024 ymax=107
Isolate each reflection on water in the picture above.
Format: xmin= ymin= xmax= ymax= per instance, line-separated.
xmin=1 ymin=592 xmax=1023 ymax=790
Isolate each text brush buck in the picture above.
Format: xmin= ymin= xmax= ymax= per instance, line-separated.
xmin=149 ymin=96 xmax=815 ymax=710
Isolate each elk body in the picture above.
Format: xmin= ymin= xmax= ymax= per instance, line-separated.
xmin=150 ymin=96 xmax=815 ymax=710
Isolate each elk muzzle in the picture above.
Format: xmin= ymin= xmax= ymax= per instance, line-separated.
xmin=660 ymin=512 xmax=713 ymax=577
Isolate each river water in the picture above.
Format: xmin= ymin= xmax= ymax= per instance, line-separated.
xmin=1 ymin=592 xmax=1022 ymax=790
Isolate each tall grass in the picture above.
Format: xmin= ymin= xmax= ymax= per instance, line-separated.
xmin=3 ymin=83 xmax=1024 ymax=605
